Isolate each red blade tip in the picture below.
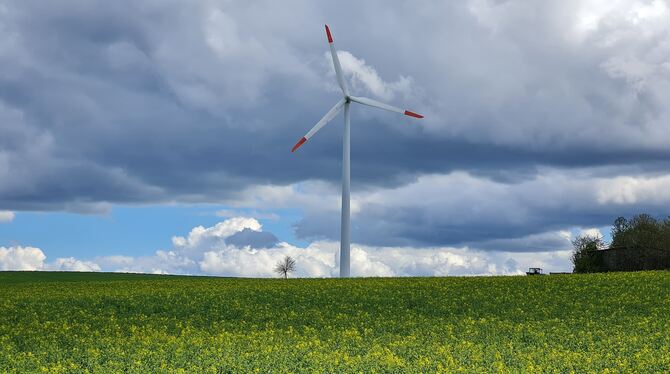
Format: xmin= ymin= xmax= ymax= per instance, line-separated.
xmin=291 ymin=137 xmax=307 ymax=152
xmin=325 ymin=25 xmax=333 ymax=43
xmin=404 ymin=110 xmax=424 ymax=119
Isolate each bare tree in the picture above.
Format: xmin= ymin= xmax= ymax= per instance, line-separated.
xmin=274 ymin=256 xmax=296 ymax=279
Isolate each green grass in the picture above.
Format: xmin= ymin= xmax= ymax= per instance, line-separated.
xmin=1 ymin=271 xmax=669 ymax=373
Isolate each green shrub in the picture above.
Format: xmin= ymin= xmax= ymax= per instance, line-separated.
xmin=571 ymin=235 xmax=605 ymax=273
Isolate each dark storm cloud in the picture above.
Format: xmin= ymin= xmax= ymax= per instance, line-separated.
xmin=225 ymin=228 xmax=278 ymax=249
xmin=291 ymin=170 xmax=670 ymax=249
xmin=1 ymin=1 xmax=669 ymax=246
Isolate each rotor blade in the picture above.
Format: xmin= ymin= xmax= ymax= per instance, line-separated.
xmin=349 ymin=95 xmax=424 ymax=118
xmin=325 ymin=25 xmax=349 ymax=96
xmin=292 ymin=98 xmax=346 ymax=152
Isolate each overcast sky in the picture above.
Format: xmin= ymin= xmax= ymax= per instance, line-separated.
xmin=1 ymin=0 xmax=669 ymax=276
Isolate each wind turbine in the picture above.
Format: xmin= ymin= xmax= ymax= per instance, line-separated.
xmin=291 ymin=25 xmax=423 ymax=278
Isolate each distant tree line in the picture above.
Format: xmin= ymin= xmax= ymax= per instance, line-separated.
xmin=572 ymin=214 xmax=670 ymax=273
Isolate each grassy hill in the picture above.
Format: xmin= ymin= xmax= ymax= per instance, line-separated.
xmin=1 ymin=271 xmax=669 ymax=372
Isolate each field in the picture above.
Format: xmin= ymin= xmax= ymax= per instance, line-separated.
xmin=1 ymin=271 xmax=669 ymax=373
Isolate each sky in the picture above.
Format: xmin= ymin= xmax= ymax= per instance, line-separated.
xmin=1 ymin=0 xmax=670 ymax=276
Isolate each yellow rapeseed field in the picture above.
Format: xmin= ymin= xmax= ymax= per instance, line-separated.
xmin=1 ymin=271 xmax=669 ymax=372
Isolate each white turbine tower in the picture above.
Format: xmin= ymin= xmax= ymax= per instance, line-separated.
xmin=291 ymin=25 xmax=423 ymax=278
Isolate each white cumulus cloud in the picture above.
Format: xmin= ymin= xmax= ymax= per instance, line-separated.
xmin=333 ymin=50 xmax=414 ymax=101
xmin=0 ymin=245 xmax=104 ymax=272
xmin=0 ymin=211 xmax=14 ymax=223
xmin=1 ymin=215 xmax=579 ymax=277
xmin=0 ymin=246 xmax=46 ymax=270
xmin=171 ymin=217 xmax=262 ymax=252
xmin=578 ymin=227 xmax=604 ymax=239
xmin=197 ymin=239 xmax=573 ymax=278
xmin=47 ymin=257 xmax=102 ymax=272
xmin=77 ymin=217 xmax=575 ymax=277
